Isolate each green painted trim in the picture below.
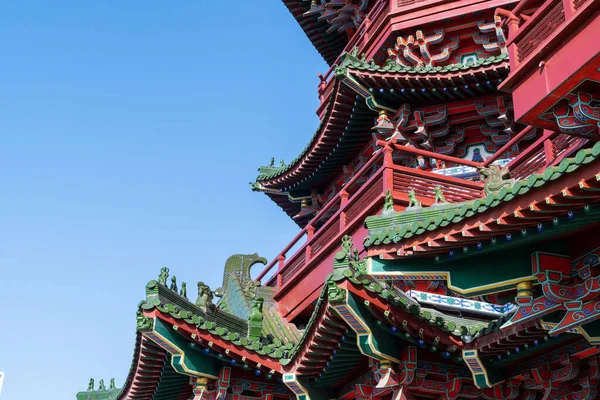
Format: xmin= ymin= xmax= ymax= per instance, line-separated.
xmin=337 ymin=291 xmax=406 ymax=362
xmin=340 ymin=52 xmax=509 ymax=75
xmin=151 ymin=319 xmax=221 ymax=379
xmin=365 ymin=141 xmax=600 ymax=248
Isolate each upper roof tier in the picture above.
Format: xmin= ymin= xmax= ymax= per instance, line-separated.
xmin=282 ymin=0 xmax=377 ymax=65
xmin=262 ymin=3 xmax=521 ymax=225
xmin=252 ymin=52 xmax=512 ymax=225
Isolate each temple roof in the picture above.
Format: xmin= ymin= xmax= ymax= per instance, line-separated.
xmin=253 ymin=50 xmax=513 ymax=225
xmin=255 ymin=82 xmax=375 ymax=188
xmin=364 ymin=140 xmax=600 ymax=252
xmin=281 ymin=1 xmax=357 ymax=66
xmin=339 ymin=52 xmax=510 ymax=75
xmin=92 ymin=233 xmax=600 ymax=399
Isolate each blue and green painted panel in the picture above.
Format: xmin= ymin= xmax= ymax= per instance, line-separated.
xmin=147 ymin=318 xmax=220 ymax=379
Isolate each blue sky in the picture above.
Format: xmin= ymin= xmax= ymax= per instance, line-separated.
xmin=0 ymin=1 xmax=328 ymax=398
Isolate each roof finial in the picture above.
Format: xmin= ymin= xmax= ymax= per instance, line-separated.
xmin=158 ymin=266 xmax=169 ymax=285
xmin=196 ymin=282 xmax=214 ymax=309
xmin=170 ymin=275 xmax=178 ymax=292
xmin=248 ymin=297 xmax=264 ymax=341
xmin=433 ymin=186 xmax=448 ymax=205
xmin=383 ymin=190 xmax=395 ymax=214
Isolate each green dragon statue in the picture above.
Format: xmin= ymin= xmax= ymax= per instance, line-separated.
xmin=214 ymin=253 xmax=267 ymax=298
xmin=478 ymin=164 xmax=515 ymax=196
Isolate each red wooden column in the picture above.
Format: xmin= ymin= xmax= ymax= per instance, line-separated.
xmin=562 ymin=0 xmax=574 ymax=20
xmin=382 ymin=144 xmax=394 ymax=193
xmin=340 ymin=190 xmax=349 ymax=230
xmin=276 ymin=255 xmax=285 ymax=290
xmin=543 ymin=130 xmax=555 ymax=165
xmin=306 ymin=225 xmax=315 ymax=261
xmin=505 ymin=14 xmax=521 ymax=71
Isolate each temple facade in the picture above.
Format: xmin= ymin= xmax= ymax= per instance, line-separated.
xmin=77 ymin=0 xmax=600 ymax=399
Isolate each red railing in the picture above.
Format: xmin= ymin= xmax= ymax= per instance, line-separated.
xmin=499 ymin=0 xmax=591 ymax=71
xmin=507 ymin=131 xmax=588 ymax=180
xmin=514 ymin=0 xmax=566 ymax=62
xmin=254 ymin=149 xmax=385 ymax=284
xmin=265 ymin=167 xmax=386 ymax=292
xmin=392 ymin=166 xmax=483 ymax=201
xmin=256 ymin=144 xmax=488 ymax=292
xmin=256 ymin=125 xmax=588 ymax=292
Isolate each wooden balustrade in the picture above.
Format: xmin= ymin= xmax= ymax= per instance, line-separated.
xmin=503 ymin=0 xmax=590 ymax=71
xmin=255 ymin=150 xmax=385 ymax=284
xmin=391 ymin=166 xmax=483 ymax=201
xmin=257 ymin=129 xmax=589 ymax=291
xmin=514 ymin=0 xmax=566 ymax=63
xmin=507 ymin=131 xmax=588 ymax=180
xmin=257 ymin=144 xmax=492 ymax=293
xmin=265 ymin=167 xmax=385 ymax=290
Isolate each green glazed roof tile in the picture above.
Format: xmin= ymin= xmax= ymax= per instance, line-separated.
xmin=364 ymin=143 xmax=599 ymax=247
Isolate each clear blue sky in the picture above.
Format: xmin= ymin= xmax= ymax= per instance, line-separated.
xmin=0 ymin=2 xmax=328 ymax=398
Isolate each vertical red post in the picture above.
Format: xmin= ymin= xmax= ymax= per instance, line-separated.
xmin=339 ymin=192 xmax=349 ymax=230
xmin=276 ymin=255 xmax=286 ymax=291
xmin=543 ymin=130 xmax=555 ymax=165
xmin=382 ymin=145 xmax=394 ymax=192
xmin=307 ymin=224 xmax=315 ymax=240
xmin=506 ymin=15 xmax=521 ymax=70
xmin=277 ymin=255 xmax=286 ymax=269
xmin=562 ymin=0 xmax=574 ymax=20
xmin=306 ymin=224 xmax=314 ymax=261
xmin=340 ymin=190 xmax=349 ymax=207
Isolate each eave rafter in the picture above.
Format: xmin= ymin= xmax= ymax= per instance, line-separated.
xmin=142 ymin=309 xmax=284 ymax=374
xmin=257 ymin=81 xmax=377 ymax=193
xmin=341 ymin=280 xmax=469 ymax=357
xmin=346 ymin=58 xmax=510 ymax=94
xmin=368 ymin=154 xmax=600 ymax=258
xmin=117 ymin=334 xmax=169 ymax=400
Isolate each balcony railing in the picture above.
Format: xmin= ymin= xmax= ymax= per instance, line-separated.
xmin=255 ymin=149 xmax=385 ymax=286
xmin=514 ymin=0 xmax=566 ymax=63
xmin=255 ymin=144 xmax=485 ymax=293
xmin=499 ymin=130 xmax=588 ymax=180
xmin=255 ymin=125 xmax=590 ymax=296
xmin=500 ymin=0 xmax=594 ymax=72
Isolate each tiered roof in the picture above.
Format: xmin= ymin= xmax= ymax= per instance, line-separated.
xmin=365 ymin=140 xmax=600 ymax=256
xmin=90 ymin=229 xmax=600 ymax=398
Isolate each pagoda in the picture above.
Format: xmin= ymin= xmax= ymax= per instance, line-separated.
xmin=77 ymin=0 xmax=600 ymax=399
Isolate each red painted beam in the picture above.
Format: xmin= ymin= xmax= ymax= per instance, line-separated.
xmin=377 ymin=140 xmax=484 ymax=168
xmin=483 ymin=125 xmax=536 ymax=166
